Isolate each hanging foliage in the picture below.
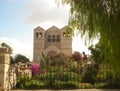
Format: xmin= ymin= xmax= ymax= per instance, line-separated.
xmin=57 ymin=0 xmax=120 ymax=74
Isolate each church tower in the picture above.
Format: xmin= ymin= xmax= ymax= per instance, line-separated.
xmin=33 ymin=26 xmax=45 ymax=63
xmin=60 ymin=26 xmax=72 ymax=56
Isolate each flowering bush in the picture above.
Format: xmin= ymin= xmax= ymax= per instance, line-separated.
xmin=30 ymin=63 xmax=40 ymax=76
xmin=72 ymin=51 xmax=82 ymax=61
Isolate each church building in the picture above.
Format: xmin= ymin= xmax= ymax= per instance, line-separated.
xmin=33 ymin=26 xmax=72 ymax=62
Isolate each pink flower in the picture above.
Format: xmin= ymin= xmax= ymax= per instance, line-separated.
xmin=30 ymin=63 xmax=40 ymax=76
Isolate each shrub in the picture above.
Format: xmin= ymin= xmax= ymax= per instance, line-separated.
xmin=80 ymin=83 xmax=93 ymax=89
xmin=36 ymin=72 xmax=81 ymax=89
xmin=16 ymin=75 xmax=31 ymax=88
xmin=81 ymin=68 xmax=97 ymax=85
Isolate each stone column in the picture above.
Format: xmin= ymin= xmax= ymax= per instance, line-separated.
xmin=0 ymin=47 xmax=10 ymax=91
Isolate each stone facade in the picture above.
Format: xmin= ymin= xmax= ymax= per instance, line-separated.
xmin=33 ymin=26 xmax=72 ymax=62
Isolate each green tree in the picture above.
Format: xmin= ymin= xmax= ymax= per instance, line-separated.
xmin=88 ymin=40 xmax=105 ymax=64
xmin=40 ymin=52 xmax=51 ymax=70
xmin=14 ymin=54 xmax=30 ymax=63
xmin=58 ymin=0 xmax=120 ymax=74
xmin=10 ymin=56 xmax=14 ymax=64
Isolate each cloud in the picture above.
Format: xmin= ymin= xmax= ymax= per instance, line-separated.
xmin=24 ymin=0 xmax=70 ymax=27
xmin=0 ymin=37 xmax=33 ymax=61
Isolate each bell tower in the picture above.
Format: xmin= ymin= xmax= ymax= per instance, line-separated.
xmin=33 ymin=26 xmax=45 ymax=62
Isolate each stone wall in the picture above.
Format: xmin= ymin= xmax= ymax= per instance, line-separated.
xmin=0 ymin=47 xmax=31 ymax=91
xmin=0 ymin=47 xmax=11 ymax=91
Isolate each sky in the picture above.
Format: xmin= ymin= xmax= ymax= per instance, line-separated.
xmin=0 ymin=0 xmax=98 ymax=61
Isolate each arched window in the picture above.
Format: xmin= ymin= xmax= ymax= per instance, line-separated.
xmin=36 ymin=32 xmax=42 ymax=38
xmin=36 ymin=32 xmax=39 ymax=38
xmin=48 ymin=35 xmax=51 ymax=42
xmin=63 ymin=32 xmax=66 ymax=37
xmin=38 ymin=33 xmax=42 ymax=38
xmin=52 ymin=35 xmax=55 ymax=42
xmin=63 ymin=32 xmax=70 ymax=37
xmin=56 ymin=35 xmax=60 ymax=42
xmin=68 ymin=33 xmax=70 ymax=37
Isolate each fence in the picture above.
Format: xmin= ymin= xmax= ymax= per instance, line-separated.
xmin=11 ymin=62 xmax=80 ymax=90
xmin=11 ymin=60 xmax=99 ymax=90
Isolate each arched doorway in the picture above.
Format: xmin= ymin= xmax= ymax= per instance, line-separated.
xmin=48 ymin=51 xmax=57 ymax=57
xmin=44 ymin=45 xmax=60 ymax=56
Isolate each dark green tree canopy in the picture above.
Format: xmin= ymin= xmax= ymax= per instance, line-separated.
xmin=58 ymin=0 xmax=120 ymax=73
xmin=13 ymin=54 xmax=30 ymax=63
xmin=88 ymin=40 xmax=105 ymax=64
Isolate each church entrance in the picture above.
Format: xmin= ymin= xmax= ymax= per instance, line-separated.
xmin=48 ymin=51 xmax=57 ymax=57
